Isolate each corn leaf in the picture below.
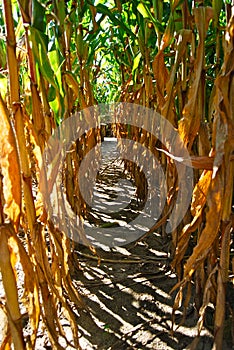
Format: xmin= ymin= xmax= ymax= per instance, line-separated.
xmin=0 ymin=94 xmax=21 ymax=230
xmin=95 ymin=3 xmax=135 ymax=38
xmin=212 ymin=0 xmax=223 ymax=27
xmin=31 ymin=0 xmax=46 ymax=32
xmin=178 ymin=7 xmax=213 ymax=149
xmin=191 ymin=170 xmax=212 ymax=218
xmin=137 ymin=3 xmax=164 ymax=33
xmin=184 ymin=172 xmax=223 ymax=279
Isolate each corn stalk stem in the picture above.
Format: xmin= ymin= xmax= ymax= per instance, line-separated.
xmin=0 ymin=225 xmax=25 ymax=350
xmin=3 ymin=0 xmax=36 ymax=231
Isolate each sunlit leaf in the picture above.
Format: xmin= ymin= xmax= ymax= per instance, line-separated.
xmin=132 ymin=51 xmax=142 ymax=82
xmin=64 ymin=71 xmax=79 ymax=98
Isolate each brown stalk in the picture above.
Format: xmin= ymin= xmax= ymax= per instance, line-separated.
xmin=0 ymin=225 xmax=25 ymax=350
xmin=3 ymin=0 xmax=36 ymax=232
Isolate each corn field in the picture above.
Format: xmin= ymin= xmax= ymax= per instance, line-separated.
xmin=0 ymin=0 xmax=233 ymax=349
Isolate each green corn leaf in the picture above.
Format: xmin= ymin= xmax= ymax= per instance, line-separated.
xmin=31 ymin=0 xmax=46 ymax=32
xmin=95 ymin=3 xmax=135 ymax=38
xmin=0 ymin=39 xmax=6 ymax=68
xmin=212 ymin=0 xmax=223 ymax=27
xmin=137 ymin=3 xmax=164 ymax=33
xmin=50 ymin=95 xmax=63 ymax=124
xmin=29 ymin=27 xmax=58 ymax=90
xmin=0 ymin=73 xmax=8 ymax=97
xmin=152 ymin=0 xmax=163 ymax=22
xmin=132 ymin=52 xmax=142 ymax=72
xmin=132 ymin=51 xmax=142 ymax=82
xmin=29 ymin=27 xmax=64 ymax=121
xmin=48 ymin=85 xmax=56 ymax=102
xmin=48 ymin=37 xmax=65 ymax=96
xmin=56 ymin=0 xmax=66 ymax=26
xmin=137 ymin=3 xmax=149 ymax=19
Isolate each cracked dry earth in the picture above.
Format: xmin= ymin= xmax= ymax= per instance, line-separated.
xmin=0 ymin=137 xmax=232 ymax=350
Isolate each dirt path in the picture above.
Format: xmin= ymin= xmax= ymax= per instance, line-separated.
xmin=74 ymin=240 xmax=213 ymax=350
xmin=71 ymin=138 xmax=216 ymax=350
xmin=83 ymin=137 xmax=149 ymax=249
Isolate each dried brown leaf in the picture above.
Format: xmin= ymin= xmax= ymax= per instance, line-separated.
xmin=171 ymin=213 xmax=203 ymax=270
xmin=178 ymin=7 xmax=213 ymax=149
xmin=184 ymin=173 xmax=223 ymax=280
xmin=156 ymin=146 xmax=216 ymax=169
xmin=191 ymin=170 xmax=212 ymax=217
xmin=0 ymin=95 xmax=21 ymax=230
xmin=162 ymin=29 xmax=192 ymax=123
xmin=152 ymin=51 xmax=168 ymax=109
xmin=171 ymin=286 xmax=183 ymax=331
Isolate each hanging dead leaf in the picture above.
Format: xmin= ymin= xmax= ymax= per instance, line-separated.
xmin=184 ymin=172 xmax=223 ymax=280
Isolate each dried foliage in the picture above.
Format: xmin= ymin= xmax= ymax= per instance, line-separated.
xmin=0 ymin=0 xmax=233 ymax=349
